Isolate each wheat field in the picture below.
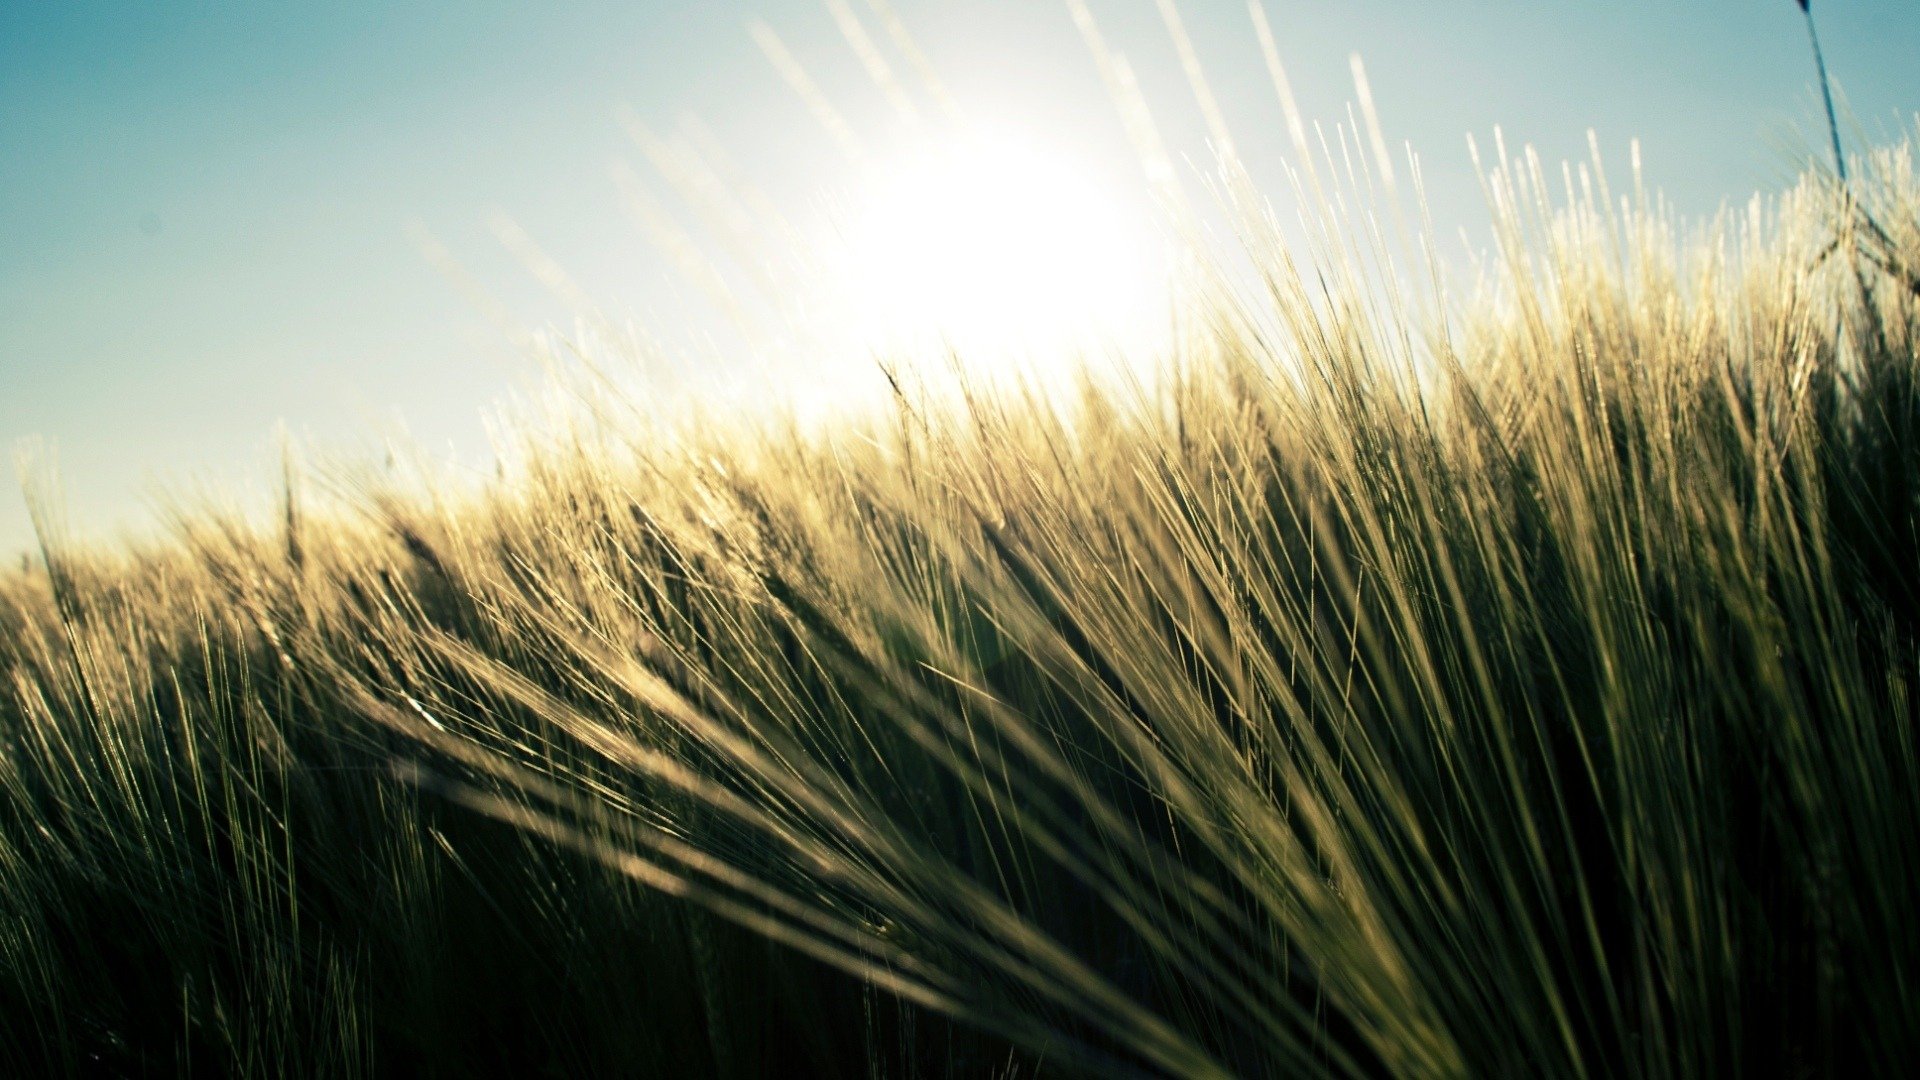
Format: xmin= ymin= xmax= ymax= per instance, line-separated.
xmin=4 ymin=28 xmax=1919 ymax=1077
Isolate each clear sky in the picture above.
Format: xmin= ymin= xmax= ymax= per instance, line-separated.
xmin=4 ymin=1 xmax=1916 ymax=557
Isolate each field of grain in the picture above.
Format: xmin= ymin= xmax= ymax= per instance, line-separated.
xmin=4 ymin=30 xmax=1918 ymax=1078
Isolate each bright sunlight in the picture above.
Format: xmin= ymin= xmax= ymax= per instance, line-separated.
xmin=832 ymin=127 xmax=1169 ymax=366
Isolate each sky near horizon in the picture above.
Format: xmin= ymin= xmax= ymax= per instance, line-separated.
xmin=3 ymin=0 xmax=1917 ymax=557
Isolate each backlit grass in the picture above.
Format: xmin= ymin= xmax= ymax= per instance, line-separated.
xmin=4 ymin=48 xmax=1918 ymax=1080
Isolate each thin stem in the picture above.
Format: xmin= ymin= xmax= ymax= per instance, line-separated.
xmin=1804 ymin=9 xmax=1847 ymax=184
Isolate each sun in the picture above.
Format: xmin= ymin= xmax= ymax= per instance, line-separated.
xmin=831 ymin=126 xmax=1169 ymax=372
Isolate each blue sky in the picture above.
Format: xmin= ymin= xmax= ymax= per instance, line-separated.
xmin=3 ymin=1 xmax=1916 ymax=556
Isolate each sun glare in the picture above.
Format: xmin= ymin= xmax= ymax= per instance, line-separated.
xmin=832 ymin=128 xmax=1168 ymax=370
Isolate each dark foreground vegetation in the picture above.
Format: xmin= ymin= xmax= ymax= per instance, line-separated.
xmin=5 ymin=119 xmax=1920 ymax=1076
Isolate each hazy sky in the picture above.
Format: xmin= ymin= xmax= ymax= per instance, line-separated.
xmin=4 ymin=1 xmax=1916 ymax=556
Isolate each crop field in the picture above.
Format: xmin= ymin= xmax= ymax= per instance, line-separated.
xmin=3 ymin=8 xmax=1918 ymax=1078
